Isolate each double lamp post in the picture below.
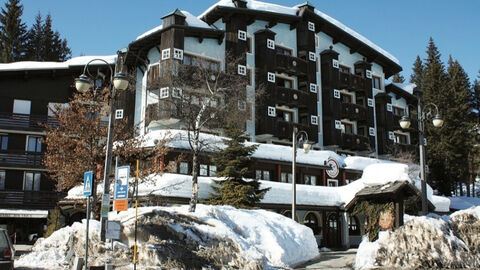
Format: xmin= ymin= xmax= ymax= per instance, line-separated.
xmin=399 ymin=87 xmax=444 ymax=215
xmin=75 ymin=58 xmax=129 ymax=241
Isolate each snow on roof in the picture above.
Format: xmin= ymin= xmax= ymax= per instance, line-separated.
xmin=135 ymin=10 xmax=213 ymax=41
xmin=432 ymin=195 xmax=451 ymax=213
xmin=343 ymin=156 xmax=393 ymax=171
xmin=391 ymin=82 xmax=416 ymax=95
xmin=199 ymin=0 xmax=399 ymax=65
xmin=0 ymin=55 xmax=117 ymax=72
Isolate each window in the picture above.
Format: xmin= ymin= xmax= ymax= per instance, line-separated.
xmin=247 ymin=36 xmax=253 ymax=53
xmin=309 ymin=83 xmax=317 ymax=93
xmin=369 ymin=127 xmax=376 ymax=136
xmin=341 ymin=92 xmax=353 ymax=103
xmin=172 ymin=88 xmax=183 ymax=98
xmin=48 ymin=103 xmax=68 ymax=117
xmin=308 ymin=21 xmax=315 ymax=32
xmin=27 ymin=136 xmax=42 ymax=152
xmin=365 ymin=70 xmax=372 ymax=79
xmin=200 ymin=164 xmax=209 ymax=176
xmin=255 ymin=170 xmax=270 ymax=181
xmin=372 ymin=75 xmax=382 ymax=89
xmin=309 ymin=51 xmax=316 ymax=61
xmin=327 ymin=179 xmax=338 ymax=187
xmin=173 ymin=48 xmax=184 ymax=60
xmin=332 ymin=59 xmax=339 ymax=68
xmin=281 ymin=172 xmax=292 ymax=183
xmin=210 ymin=165 xmax=217 ymax=177
xmin=275 ymin=46 xmax=292 ymax=56
xmin=238 ymin=65 xmax=247 ymax=76
xmin=358 ymin=126 xmax=367 ymax=137
xmin=348 ymin=215 xmax=360 ymax=235
xmin=333 ymin=89 xmax=341 ymax=99
xmin=179 ymin=162 xmax=189 ymax=174
xmin=304 ymin=213 xmax=320 ymax=235
xmin=341 ymin=121 xmax=354 ymax=134
xmin=115 ymin=109 xmax=123 ymax=119
xmin=238 ymin=100 xmax=247 ymax=111
xmin=24 ymin=172 xmax=41 ymax=191
xmin=335 ymin=120 xmax=342 ymax=129
xmin=388 ymin=131 xmax=395 ymax=140
xmin=0 ymin=135 xmax=7 ymax=151
xmin=339 ymin=65 xmax=350 ymax=74
xmin=367 ymin=98 xmax=374 ymax=107
xmin=267 ymin=39 xmax=275 ymax=49
xmin=392 ymin=106 xmax=405 ymax=116
xmin=13 ymin=99 xmax=31 ymax=114
xmin=160 ymin=87 xmax=169 ymax=99
xmin=394 ymin=132 xmax=409 ymax=144
xmin=161 ymin=48 xmax=171 ymax=60
xmin=169 ymin=161 xmax=177 ymax=173
xmin=304 ymin=175 xmax=317 ymax=185
xmin=238 ymin=30 xmax=247 ymax=41
xmin=276 ymin=108 xmax=293 ymax=122
xmin=276 ymin=76 xmax=293 ymax=88
xmin=311 ymin=115 xmax=318 ymax=125
xmin=0 ymin=170 xmax=5 ymax=190
xmin=386 ymin=103 xmax=393 ymax=112
xmin=267 ymin=72 xmax=275 ymax=83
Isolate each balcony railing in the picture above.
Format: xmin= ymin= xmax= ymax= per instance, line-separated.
xmin=337 ymin=72 xmax=366 ymax=92
xmin=275 ymin=54 xmax=308 ymax=76
xmin=275 ymin=86 xmax=311 ymax=108
xmin=0 ymin=191 xmax=62 ymax=210
xmin=0 ymin=150 xmax=44 ymax=168
xmin=0 ymin=113 xmax=59 ymax=131
xmin=341 ymin=102 xmax=367 ymax=121
xmin=393 ymin=143 xmax=417 ymax=155
xmin=340 ymin=133 xmax=370 ymax=151
xmin=256 ymin=119 xmax=316 ymax=141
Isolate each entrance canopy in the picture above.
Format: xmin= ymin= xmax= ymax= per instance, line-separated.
xmin=0 ymin=209 xmax=48 ymax=219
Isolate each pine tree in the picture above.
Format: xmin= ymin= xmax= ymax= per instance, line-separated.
xmin=410 ymin=55 xmax=424 ymax=88
xmin=392 ymin=73 xmax=405 ymax=83
xmin=0 ymin=0 xmax=27 ymax=62
xmin=207 ymin=124 xmax=269 ymax=208
xmin=24 ymin=13 xmax=71 ymax=61
xmin=442 ymin=57 xmax=473 ymax=195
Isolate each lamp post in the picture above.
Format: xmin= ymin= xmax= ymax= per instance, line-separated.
xmin=75 ymin=59 xmax=129 ymax=241
xmin=292 ymin=127 xmax=312 ymax=221
xmin=399 ymin=88 xmax=443 ymax=215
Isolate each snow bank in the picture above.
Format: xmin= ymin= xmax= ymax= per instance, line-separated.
xmin=19 ymin=205 xmax=318 ymax=269
xmin=355 ymin=207 xmax=480 ymax=269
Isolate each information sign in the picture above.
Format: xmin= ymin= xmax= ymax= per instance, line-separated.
xmin=83 ymin=171 xmax=93 ymax=197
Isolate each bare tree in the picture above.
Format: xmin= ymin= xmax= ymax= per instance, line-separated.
xmin=147 ymin=55 xmax=258 ymax=212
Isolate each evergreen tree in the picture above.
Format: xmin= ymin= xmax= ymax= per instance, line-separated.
xmin=24 ymin=13 xmax=71 ymax=61
xmin=442 ymin=57 xmax=473 ymax=195
xmin=422 ymin=38 xmax=451 ymax=195
xmin=392 ymin=73 xmax=405 ymax=83
xmin=208 ymin=125 xmax=269 ymax=208
xmin=410 ymin=55 xmax=424 ymax=88
xmin=0 ymin=0 xmax=27 ymax=62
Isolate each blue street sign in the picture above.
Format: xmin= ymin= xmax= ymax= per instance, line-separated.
xmin=83 ymin=171 xmax=93 ymax=197
xmin=114 ymin=166 xmax=130 ymax=200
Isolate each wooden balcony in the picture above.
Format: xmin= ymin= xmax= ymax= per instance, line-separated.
xmin=0 ymin=150 xmax=44 ymax=168
xmin=275 ymin=86 xmax=311 ymax=108
xmin=0 ymin=113 xmax=58 ymax=131
xmin=256 ymin=119 xmax=316 ymax=141
xmin=337 ymin=72 xmax=366 ymax=92
xmin=340 ymin=133 xmax=370 ymax=151
xmin=393 ymin=143 xmax=418 ymax=155
xmin=341 ymin=102 xmax=367 ymax=121
xmin=275 ymin=54 xmax=308 ymax=76
xmin=0 ymin=191 xmax=62 ymax=210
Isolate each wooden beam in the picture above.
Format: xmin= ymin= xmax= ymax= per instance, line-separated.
xmin=198 ymin=33 xmax=204 ymax=43
xmin=333 ymin=35 xmax=343 ymax=45
xmin=267 ymin=20 xmax=277 ymax=28
xmin=290 ymin=22 xmax=298 ymax=30
xmin=246 ymin=15 xmax=256 ymax=25
xmin=350 ymin=44 xmax=363 ymax=55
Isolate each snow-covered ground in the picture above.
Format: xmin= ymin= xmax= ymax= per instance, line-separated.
xmin=355 ymin=206 xmax=480 ymax=269
xmin=16 ymin=204 xmax=318 ymax=269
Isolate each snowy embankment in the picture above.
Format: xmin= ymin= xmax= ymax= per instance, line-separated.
xmin=16 ymin=204 xmax=318 ymax=269
xmin=355 ymin=206 xmax=480 ymax=269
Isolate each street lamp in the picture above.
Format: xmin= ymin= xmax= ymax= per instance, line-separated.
xmin=292 ymin=127 xmax=312 ymax=221
xmin=399 ymin=87 xmax=443 ymax=215
xmin=75 ymin=59 xmax=129 ymax=241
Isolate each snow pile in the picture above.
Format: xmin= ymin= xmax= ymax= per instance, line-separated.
xmin=18 ymin=205 xmax=318 ymax=269
xmin=355 ymin=207 xmax=480 ymax=269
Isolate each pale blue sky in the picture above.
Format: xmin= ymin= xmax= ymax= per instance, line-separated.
xmin=5 ymin=0 xmax=480 ymax=82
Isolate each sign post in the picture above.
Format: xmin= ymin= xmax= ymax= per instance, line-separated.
xmin=83 ymin=171 xmax=93 ymax=270
xmin=114 ymin=165 xmax=130 ymax=211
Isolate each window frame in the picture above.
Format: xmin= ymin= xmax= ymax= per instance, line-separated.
xmin=161 ymin=48 xmax=171 ymax=60
xmin=238 ymin=64 xmax=247 ymax=76
xmin=267 ymin=72 xmax=276 ymax=83
xmin=327 ymin=179 xmax=338 ymax=187
xmin=267 ymin=39 xmax=275 ymax=49
xmin=0 ymin=170 xmax=5 ymax=190
xmin=23 ymin=171 xmax=41 ymax=191
xmin=173 ymin=48 xmax=184 ymax=60
xmin=26 ymin=135 xmax=42 ymax=153
xmin=267 ymin=106 xmax=276 ymax=117
xmin=160 ymin=87 xmax=169 ymax=99
xmin=238 ymin=30 xmax=247 ymax=41
xmin=0 ymin=134 xmax=7 ymax=151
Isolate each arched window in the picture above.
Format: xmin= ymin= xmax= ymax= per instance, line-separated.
xmin=282 ymin=210 xmax=298 ymax=222
xmin=304 ymin=212 xmax=321 ymax=235
xmin=348 ymin=215 xmax=360 ymax=235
